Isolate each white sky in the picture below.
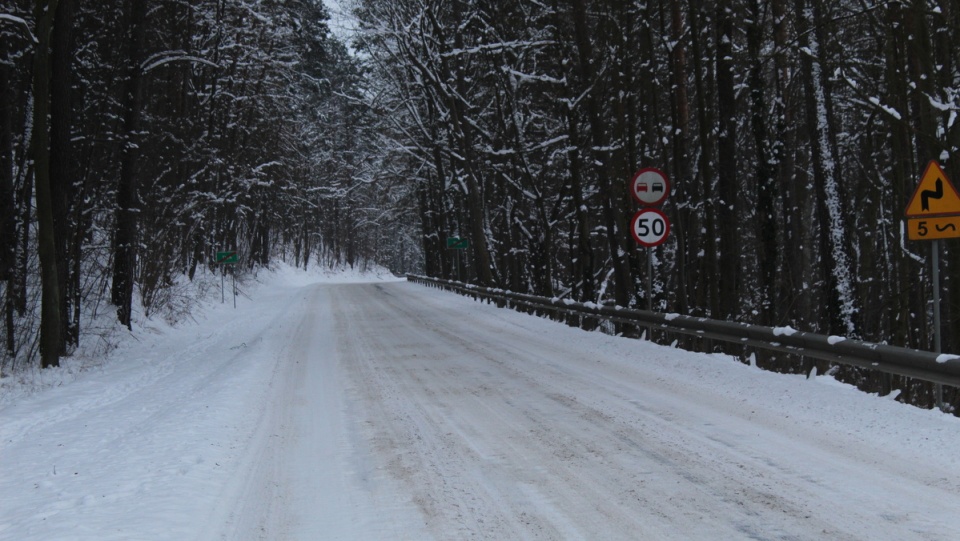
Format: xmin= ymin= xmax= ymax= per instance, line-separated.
xmin=324 ymin=0 xmax=360 ymax=45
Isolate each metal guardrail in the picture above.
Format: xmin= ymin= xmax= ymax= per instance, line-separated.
xmin=407 ymin=274 xmax=960 ymax=389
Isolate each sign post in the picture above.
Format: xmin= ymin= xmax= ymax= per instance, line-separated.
xmin=629 ymin=168 xmax=671 ymax=313
xmin=904 ymin=161 xmax=960 ymax=410
xmin=215 ymin=251 xmax=238 ymax=307
xmin=446 ymin=237 xmax=469 ymax=281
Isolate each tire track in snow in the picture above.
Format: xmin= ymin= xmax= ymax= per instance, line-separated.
xmin=327 ymin=282 xmax=960 ymax=541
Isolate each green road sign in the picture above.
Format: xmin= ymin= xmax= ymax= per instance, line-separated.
xmin=216 ymin=251 xmax=238 ymax=264
xmin=446 ymin=237 xmax=469 ymax=249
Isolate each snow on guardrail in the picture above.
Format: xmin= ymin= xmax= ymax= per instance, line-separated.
xmin=407 ymin=274 xmax=960 ymax=390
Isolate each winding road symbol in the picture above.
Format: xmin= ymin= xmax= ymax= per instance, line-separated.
xmin=921 ymin=178 xmax=943 ymax=212
xmin=905 ymin=161 xmax=960 ymax=218
xmin=905 ymin=161 xmax=960 ymax=241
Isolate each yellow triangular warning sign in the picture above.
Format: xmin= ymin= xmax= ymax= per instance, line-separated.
xmin=905 ymin=161 xmax=960 ymax=217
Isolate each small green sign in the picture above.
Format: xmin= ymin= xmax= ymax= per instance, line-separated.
xmin=216 ymin=251 xmax=238 ymax=264
xmin=446 ymin=237 xmax=469 ymax=249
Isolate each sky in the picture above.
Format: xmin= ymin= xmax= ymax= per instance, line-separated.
xmin=324 ymin=0 xmax=360 ymax=48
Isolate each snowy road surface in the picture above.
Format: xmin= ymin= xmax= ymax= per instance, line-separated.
xmin=3 ymin=273 xmax=960 ymax=540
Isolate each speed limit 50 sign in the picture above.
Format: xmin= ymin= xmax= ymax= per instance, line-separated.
xmin=630 ymin=208 xmax=670 ymax=247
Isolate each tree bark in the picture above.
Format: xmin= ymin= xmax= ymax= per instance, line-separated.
xmin=772 ymin=0 xmax=802 ymax=326
xmin=32 ymin=0 xmax=63 ymax=367
xmin=669 ymin=0 xmax=693 ymax=315
xmin=796 ymin=0 xmax=857 ymax=336
xmin=564 ymin=106 xmax=595 ymax=304
xmin=50 ymin=0 xmax=77 ymax=350
xmin=112 ymin=0 xmax=147 ymax=329
xmin=747 ymin=0 xmax=778 ymax=324
xmin=715 ymin=0 xmax=739 ymax=320
xmin=688 ymin=0 xmax=720 ymax=318
xmin=0 ymin=60 xmax=15 ymax=355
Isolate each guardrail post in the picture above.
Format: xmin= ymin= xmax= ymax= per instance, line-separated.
xmin=880 ymin=372 xmax=892 ymax=397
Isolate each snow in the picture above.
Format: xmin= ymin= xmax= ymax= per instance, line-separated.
xmin=773 ymin=325 xmax=798 ymax=337
xmin=3 ymin=266 xmax=960 ymax=540
xmin=868 ymin=96 xmax=903 ymax=120
xmin=0 ymin=14 xmax=36 ymax=44
xmin=936 ymin=354 xmax=960 ymax=364
xmin=828 ymin=335 xmax=847 ymax=345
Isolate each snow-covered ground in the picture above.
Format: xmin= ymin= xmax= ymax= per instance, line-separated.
xmin=2 ymin=266 xmax=960 ymax=540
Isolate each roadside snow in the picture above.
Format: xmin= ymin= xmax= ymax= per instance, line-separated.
xmin=2 ymin=266 xmax=959 ymax=540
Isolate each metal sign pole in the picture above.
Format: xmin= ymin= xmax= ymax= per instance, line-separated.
xmin=646 ymin=249 xmax=654 ymax=342
xmin=629 ymin=167 xmax=671 ymax=341
xmin=646 ymin=249 xmax=653 ymax=312
xmin=932 ymin=239 xmax=943 ymax=409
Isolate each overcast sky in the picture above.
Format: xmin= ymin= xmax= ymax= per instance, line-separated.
xmin=324 ymin=0 xmax=360 ymax=46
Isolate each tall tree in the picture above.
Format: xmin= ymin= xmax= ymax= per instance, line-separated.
xmin=111 ymin=0 xmax=147 ymax=329
xmin=50 ymin=0 xmax=77 ymax=350
xmin=0 ymin=44 xmax=15 ymax=355
xmin=747 ymin=0 xmax=778 ymax=323
xmin=32 ymin=0 xmax=63 ymax=367
xmin=715 ymin=0 xmax=740 ymax=320
xmin=796 ymin=0 xmax=858 ymax=335
xmin=569 ymin=0 xmax=633 ymax=307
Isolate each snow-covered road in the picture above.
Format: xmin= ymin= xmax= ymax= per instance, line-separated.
xmin=4 ymin=274 xmax=960 ymax=540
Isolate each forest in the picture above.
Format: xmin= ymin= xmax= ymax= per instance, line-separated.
xmin=3 ymin=0 xmax=960 ymax=407
xmin=1 ymin=0 xmax=420 ymax=371
xmin=352 ymin=0 xmax=960 ymax=407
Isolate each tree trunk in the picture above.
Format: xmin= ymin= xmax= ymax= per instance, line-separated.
xmin=796 ymin=0 xmax=857 ymax=336
xmin=0 ymin=60 xmax=15 ymax=355
xmin=772 ymin=0 xmax=802 ymax=326
xmin=33 ymin=0 xmax=63 ymax=368
xmin=51 ymin=0 xmax=77 ymax=350
xmin=715 ymin=0 xmax=739 ymax=320
xmin=112 ymin=0 xmax=147 ymax=329
xmin=669 ymin=0 xmax=693 ymax=315
xmin=747 ymin=0 xmax=778 ymax=324
xmin=883 ymin=1 xmax=922 ymax=348
xmin=688 ymin=0 xmax=720 ymax=317
xmin=564 ymin=107 xmax=595 ymax=303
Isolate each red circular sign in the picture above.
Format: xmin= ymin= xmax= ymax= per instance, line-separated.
xmin=630 ymin=208 xmax=671 ymax=247
xmin=630 ymin=168 xmax=670 ymax=206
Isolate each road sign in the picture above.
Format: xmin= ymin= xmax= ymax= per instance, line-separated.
xmin=903 ymin=161 xmax=960 ymax=410
xmin=907 ymin=216 xmax=960 ymax=240
xmin=630 ymin=168 xmax=670 ymax=207
xmin=216 ymin=251 xmax=238 ymax=264
xmin=630 ymin=208 xmax=670 ymax=247
xmin=446 ymin=237 xmax=469 ymax=249
xmin=905 ymin=161 xmax=960 ymax=217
